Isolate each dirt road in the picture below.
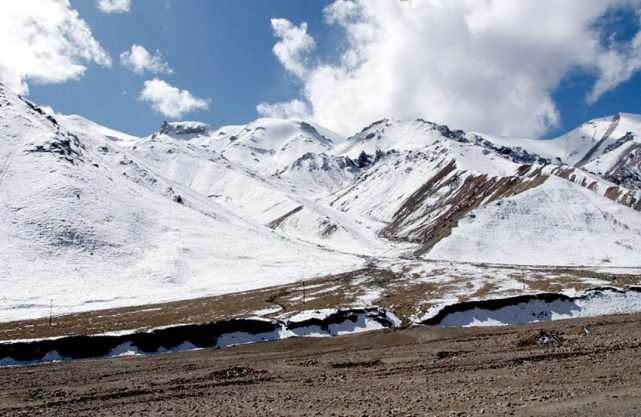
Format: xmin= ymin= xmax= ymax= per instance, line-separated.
xmin=2 ymin=314 xmax=641 ymax=416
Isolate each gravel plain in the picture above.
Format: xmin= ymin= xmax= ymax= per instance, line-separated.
xmin=2 ymin=314 xmax=641 ymax=416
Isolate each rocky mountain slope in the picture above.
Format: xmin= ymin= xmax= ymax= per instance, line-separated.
xmin=1 ymin=81 xmax=640 ymax=322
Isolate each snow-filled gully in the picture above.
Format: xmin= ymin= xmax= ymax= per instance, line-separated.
xmin=0 ymin=308 xmax=400 ymax=367
xmin=422 ymin=287 xmax=641 ymax=327
xmin=3 ymin=288 xmax=641 ymax=367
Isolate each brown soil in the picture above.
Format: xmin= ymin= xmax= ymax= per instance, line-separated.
xmin=2 ymin=264 xmax=638 ymax=343
xmin=0 ymin=267 xmax=396 ymax=341
xmin=2 ymin=314 xmax=641 ymax=416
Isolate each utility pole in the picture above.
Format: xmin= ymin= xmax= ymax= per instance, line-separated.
xmin=49 ymin=300 xmax=52 ymax=326
xmin=302 ymin=281 xmax=306 ymax=305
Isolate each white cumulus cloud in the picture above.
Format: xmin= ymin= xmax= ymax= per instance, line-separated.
xmin=257 ymin=99 xmax=311 ymax=120
xmin=262 ymin=0 xmax=641 ymax=138
xmin=0 ymin=0 xmax=111 ymax=95
xmin=120 ymin=45 xmax=173 ymax=75
xmin=96 ymin=0 xmax=131 ymax=14
xmin=139 ymin=78 xmax=210 ymax=119
xmin=587 ymin=12 xmax=641 ymax=104
xmin=271 ymin=18 xmax=316 ymax=78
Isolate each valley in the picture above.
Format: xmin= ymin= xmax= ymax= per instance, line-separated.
xmin=1 ymin=81 xmax=640 ymax=368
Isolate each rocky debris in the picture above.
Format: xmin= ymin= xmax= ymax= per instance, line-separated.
xmin=414 ymin=119 xmax=554 ymax=165
xmin=289 ymin=152 xmax=359 ymax=174
xmin=343 ymin=149 xmax=394 ymax=171
xmin=157 ymin=121 xmax=207 ymax=137
xmin=537 ymin=330 xmax=562 ymax=345
xmin=266 ymin=206 xmax=304 ymax=230
xmin=436 ymin=350 xmax=466 ymax=360
xmin=20 ymin=97 xmax=58 ymax=126
xmin=319 ymin=219 xmax=339 ymax=237
xmin=467 ymin=133 xmax=555 ymax=165
xmin=601 ymin=140 xmax=641 ymax=191
xmin=356 ymin=150 xmax=370 ymax=168
xmin=210 ymin=366 xmax=257 ymax=379
xmin=358 ymin=118 xmax=389 ymax=134
xmin=163 ymin=187 xmax=184 ymax=205
xmin=299 ymin=122 xmax=325 ymax=140
xmin=26 ymin=132 xmax=85 ymax=164
xmin=603 ymin=132 xmax=635 ymax=155
xmin=413 ymin=118 xmax=465 ymax=140
xmin=330 ymin=359 xmax=382 ymax=369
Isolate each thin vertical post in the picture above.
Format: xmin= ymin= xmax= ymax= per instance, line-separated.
xmin=49 ymin=300 xmax=52 ymax=326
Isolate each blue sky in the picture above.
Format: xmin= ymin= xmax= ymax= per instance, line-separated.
xmin=23 ymin=0 xmax=337 ymax=136
xmin=2 ymin=0 xmax=641 ymax=139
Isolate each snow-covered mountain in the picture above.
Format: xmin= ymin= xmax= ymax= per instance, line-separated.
xmin=0 ymin=85 xmax=364 ymax=321
xmin=324 ymin=118 xmax=640 ymax=260
xmin=1 ymin=81 xmax=640 ymax=321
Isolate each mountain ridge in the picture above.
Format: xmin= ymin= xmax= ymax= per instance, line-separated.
xmin=1 ymin=81 xmax=640 ymax=322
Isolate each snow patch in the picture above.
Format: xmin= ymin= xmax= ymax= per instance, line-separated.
xmin=424 ymin=288 xmax=641 ymax=327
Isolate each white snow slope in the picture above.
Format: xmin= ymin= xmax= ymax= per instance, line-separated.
xmin=0 ymin=86 xmax=363 ymax=322
xmin=427 ymin=176 xmax=641 ymax=266
xmin=475 ymin=113 xmax=641 ymax=167
xmin=1 ymin=82 xmax=641 ymax=322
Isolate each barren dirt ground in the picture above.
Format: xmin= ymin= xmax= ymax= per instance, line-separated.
xmin=2 ymin=314 xmax=641 ymax=416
